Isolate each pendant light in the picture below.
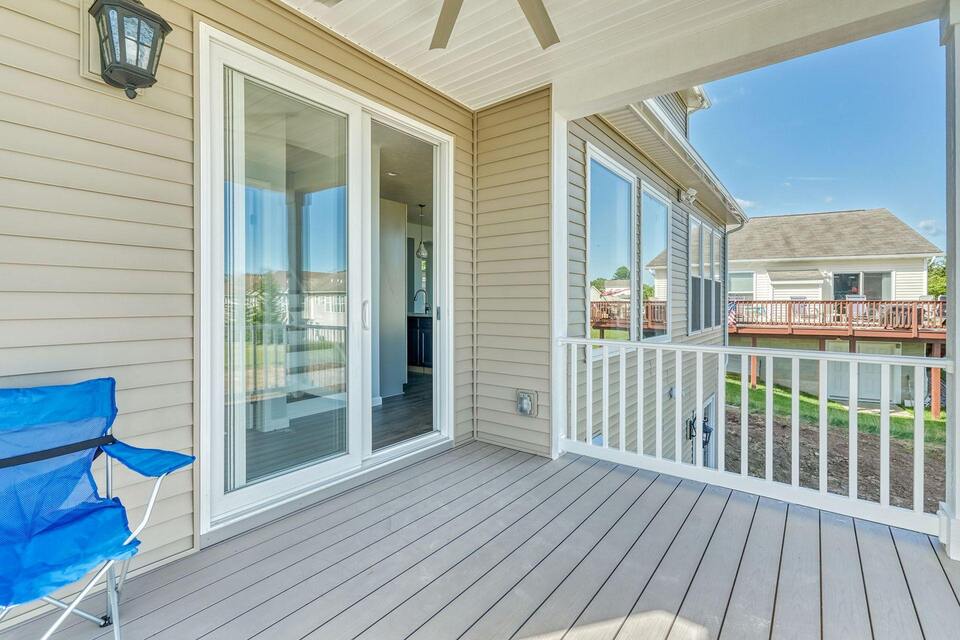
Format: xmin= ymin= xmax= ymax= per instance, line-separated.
xmin=416 ymin=204 xmax=429 ymax=259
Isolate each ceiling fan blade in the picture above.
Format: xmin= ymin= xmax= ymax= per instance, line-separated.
xmin=430 ymin=0 xmax=466 ymax=49
xmin=517 ymin=0 xmax=559 ymax=49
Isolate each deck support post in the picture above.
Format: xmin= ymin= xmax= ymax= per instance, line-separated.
xmin=939 ymin=3 xmax=960 ymax=559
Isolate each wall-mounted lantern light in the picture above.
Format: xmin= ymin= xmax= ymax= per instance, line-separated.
xmin=88 ymin=0 xmax=171 ymax=99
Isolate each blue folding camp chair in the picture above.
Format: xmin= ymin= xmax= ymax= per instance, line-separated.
xmin=0 ymin=378 xmax=194 ymax=639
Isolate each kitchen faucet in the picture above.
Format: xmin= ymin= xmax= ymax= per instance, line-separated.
xmin=413 ymin=288 xmax=430 ymax=313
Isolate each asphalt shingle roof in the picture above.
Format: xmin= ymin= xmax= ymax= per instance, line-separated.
xmin=728 ymin=209 xmax=941 ymax=261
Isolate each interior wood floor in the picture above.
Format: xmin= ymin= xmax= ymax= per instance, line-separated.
xmin=8 ymin=442 xmax=960 ymax=640
xmin=244 ymin=372 xmax=433 ymax=481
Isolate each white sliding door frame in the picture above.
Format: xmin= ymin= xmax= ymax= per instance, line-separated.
xmin=198 ymin=24 xmax=455 ymax=534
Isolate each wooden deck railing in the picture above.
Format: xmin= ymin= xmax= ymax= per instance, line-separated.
xmin=591 ymin=300 xmax=666 ymax=331
xmin=728 ymin=300 xmax=946 ymax=338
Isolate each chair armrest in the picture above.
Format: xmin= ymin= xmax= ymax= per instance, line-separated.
xmin=101 ymin=440 xmax=194 ymax=478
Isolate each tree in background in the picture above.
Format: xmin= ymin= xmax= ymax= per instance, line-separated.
xmin=928 ymin=256 xmax=947 ymax=298
xmin=613 ymin=265 xmax=631 ymax=280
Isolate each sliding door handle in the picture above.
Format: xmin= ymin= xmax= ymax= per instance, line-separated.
xmin=362 ymin=300 xmax=371 ymax=330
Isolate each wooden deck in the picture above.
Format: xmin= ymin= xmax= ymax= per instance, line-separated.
xmin=7 ymin=441 xmax=960 ymax=640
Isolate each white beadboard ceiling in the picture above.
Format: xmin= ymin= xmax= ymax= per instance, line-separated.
xmin=280 ymin=0 xmax=779 ymax=109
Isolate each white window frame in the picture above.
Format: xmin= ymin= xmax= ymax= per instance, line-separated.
xmin=638 ymin=181 xmax=673 ymax=343
xmin=728 ymin=270 xmax=756 ymax=299
xmin=688 ymin=213 xmax=724 ymax=335
xmin=584 ymin=143 xmax=639 ymax=344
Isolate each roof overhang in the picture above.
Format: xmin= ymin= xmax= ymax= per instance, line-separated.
xmin=601 ymin=99 xmax=746 ymax=226
xmin=680 ymin=86 xmax=711 ymax=113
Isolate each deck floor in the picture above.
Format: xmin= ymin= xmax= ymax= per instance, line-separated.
xmin=8 ymin=442 xmax=960 ymax=640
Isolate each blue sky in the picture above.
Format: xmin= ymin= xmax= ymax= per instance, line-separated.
xmin=690 ymin=20 xmax=946 ymax=249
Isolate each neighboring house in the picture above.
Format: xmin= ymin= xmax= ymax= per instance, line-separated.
xmin=4 ymin=2 xmax=960 ymax=636
xmin=727 ymin=209 xmax=942 ymax=301
xmin=726 ymin=209 xmax=945 ymax=406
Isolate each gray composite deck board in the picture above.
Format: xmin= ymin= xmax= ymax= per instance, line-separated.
xmin=891 ymin=527 xmax=960 ymax=638
xmin=819 ymin=512 xmax=873 ymax=640
xmin=855 ymin=518 xmax=925 ymax=640
xmin=719 ymin=496 xmax=788 ymax=640
xmin=6 ymin=445 xmax=960 ymax=640
xmin=666 ymin=490 xmax=758 ymax=640
xmin=770 ymin=504 xmax=822 ymax=640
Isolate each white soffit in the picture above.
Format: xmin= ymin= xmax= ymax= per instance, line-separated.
xmin=281 ymin=0 xmax=775 ymax=110
xmin=602 ymin=100 xmax=745 ymax=225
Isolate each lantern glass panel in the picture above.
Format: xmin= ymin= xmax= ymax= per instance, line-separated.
xmin=108 ymin=9 xmax=120 ymax=62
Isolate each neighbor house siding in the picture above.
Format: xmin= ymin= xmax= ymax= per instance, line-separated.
xmin=737 ymin=257 xmax=930 ymax=300
xmin=567 ymin=115 xmax=726 ymax=461
xmin=0 ymin=0 xmax=475 ymax=624
xmin=473 ymin=87 xmax=552 ymax=456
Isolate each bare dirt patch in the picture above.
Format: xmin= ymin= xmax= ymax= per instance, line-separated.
xmin=723 ymin=407 xmax=945 ymax=513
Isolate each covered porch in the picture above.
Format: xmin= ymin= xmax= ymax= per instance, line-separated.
xmin=7 ymin=441 xmax=960 ymax=640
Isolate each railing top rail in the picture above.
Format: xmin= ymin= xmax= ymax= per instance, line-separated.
xmin=557 ymin=336 xmax=953 ymax=372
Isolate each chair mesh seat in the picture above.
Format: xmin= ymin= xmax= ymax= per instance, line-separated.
xmin=0 ymin=379 xmax=140 ymax=608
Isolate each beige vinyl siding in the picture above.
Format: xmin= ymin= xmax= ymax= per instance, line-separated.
xmin=0 ymin=0 xmax=475 ymax=625
xmin=655 ymin=92 xmax=688 ymax=136
xmin=568 ymin=115 xmax=725 ymax=460
xmin=474 ymin=87 xmax=552 ymax=456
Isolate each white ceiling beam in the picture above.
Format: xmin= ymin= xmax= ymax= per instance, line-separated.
xmin=554 ymin=0 xmax=943 ymax=119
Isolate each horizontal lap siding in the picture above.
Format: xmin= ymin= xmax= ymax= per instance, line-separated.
xmin=567 ymin=116 xmax=725 ymax=460
xmin=475 ymin=87 xmax=552 ymax=456
xmin=0 ymin=0 xmax=474 ymax=626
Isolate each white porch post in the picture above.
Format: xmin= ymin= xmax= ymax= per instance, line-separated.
xmin=940 ymin=0 xmax=960 ymax=560
xmin=550 ymin=97 xmax=569 ymax=459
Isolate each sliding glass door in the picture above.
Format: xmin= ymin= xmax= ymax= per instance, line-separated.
xmin=207 ymin=39 xmax=363 ymax=522
xmin=203 ymin=29 xmax=451 ymax=529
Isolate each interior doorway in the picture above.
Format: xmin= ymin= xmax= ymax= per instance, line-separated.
xmin=370 ymin=121 xmax=437 ymax=451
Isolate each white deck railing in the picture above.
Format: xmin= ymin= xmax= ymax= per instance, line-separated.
xmin=558 ymin=337 xmax=952 ymax=533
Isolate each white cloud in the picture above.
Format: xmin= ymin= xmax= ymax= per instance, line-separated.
xmin=735 ymin=197 xmax=757 ymax=209
xmin=786 ymin=176 xmax=838 ymax=182
xmin=917 ymin=219 xmax=945 ymax=238
xmin=824 ymin=196 xmax=834 ymax=204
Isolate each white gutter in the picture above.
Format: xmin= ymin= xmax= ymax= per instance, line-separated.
xmin=636 ymin=99 xmax=747 ymax=225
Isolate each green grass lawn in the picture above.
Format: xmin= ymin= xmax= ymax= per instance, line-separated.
xmin=725 ymin=375 xmax=946 ymax=446
xmin=590 ymin=328 xmax=629 ymax=340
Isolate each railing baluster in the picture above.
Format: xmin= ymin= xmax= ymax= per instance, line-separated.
xmin=696 ymin=351 xmax=704 ymax=467
xmin=569 ymin=343 xmax=577 ymax=441
xmin=819 ymin=358 xmax=828 ymax=494
xmin=914 ymin=365 xmax=925 ymax=513
xmin=619 ymin=346 xmax=626 ymax=452
xmin=791 ymin=357 xmax=800 ymax=487
xmin=585 ymin=345 xmax=593 ymax=445
xmin=765 ymin=356 xmax=773 ymax=482
xmin=717 ymin=352 xmax=726 ymax=472
xmin=636 ymin=347 xmax=644 ymax=455
xmin=656 ymin=349 xmax=663 ymax=459
xmin=849 ymin=362 xmax=859 ymax=500
xmin=880 ymin=363 xmax=890 ymax=507
xmin=602 ymin=345 xmax=610 ymax=448
xmin=740 ymin=354 xmax=748 ymax=476
xmin=675 ymin=350 xmax=683 ymax=463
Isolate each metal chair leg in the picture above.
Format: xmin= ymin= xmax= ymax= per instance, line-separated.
xmin=0 ymin=606 xmax=11 ymax=623
xmin=105 ymin=566 xmax=121 ymax=640
xmin=40 ymin=560 xmax=114 ymax=640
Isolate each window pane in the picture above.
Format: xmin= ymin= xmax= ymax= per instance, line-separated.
xmin=588 ymin=159 xmax=633 ymax=341
xmin=640 ymin=190 xmax=669 ymax=339
xmin=834 ymin=273 xmax=860 ymax=299
xmin=689 ymin=218 xmax=701 ymax=333
xmin=223 ymin=71 xmax=349 ymax=491
xmin=729 ymin=271 xmax=754 ymax=293
xmin=863 ymin=272 xmax=892 ymax=299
